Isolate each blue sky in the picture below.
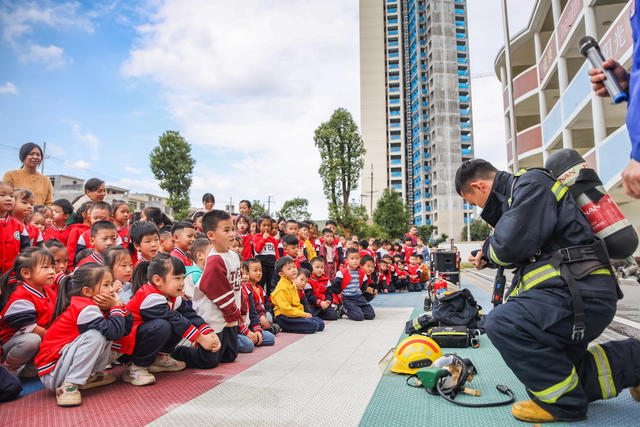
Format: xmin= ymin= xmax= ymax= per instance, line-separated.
xmin=0 ymin=0 xmax=534 ymax=217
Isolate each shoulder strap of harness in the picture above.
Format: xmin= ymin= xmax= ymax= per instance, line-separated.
xmin=508 ymin=168 xmax=555 ymax=207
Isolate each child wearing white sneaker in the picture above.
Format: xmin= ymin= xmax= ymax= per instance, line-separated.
xmin=114 ymin=253 xmax=220 ymax=386
xmin=35 ymin=264 xmax=133 ymax=407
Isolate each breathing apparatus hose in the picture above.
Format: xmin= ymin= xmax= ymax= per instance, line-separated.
xmin=435 ymin=382 xmax=515 ymax=408
xmin=406 ymin=372 xmax=515 ymax=408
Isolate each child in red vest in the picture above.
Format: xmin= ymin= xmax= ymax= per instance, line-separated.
xmin=407 ymin=254 xmax=422 ymax=292
xmin=235 ymin=215 xmax=253 ymax=260
xmin=35 ymin=264 xmax=133 ymax=407
xmin=65 ymin=201 xmax=95 ymax=270
xmin=331 ymin=249 xmax=375 ymax=321
xmin=12 ymin=188 xmax=42 ymax=247
xmin=0 ymin=181 xmax=30 ymax=274
xmin=170 ymin=221 xmax=196 ymax=267
xmin=305 ymin=257 xmax=337 ymax=320
xmin=44 ymin=199 xmax=73 ymax=245
xmin=112 ymin=200 xmax=131 ymax=248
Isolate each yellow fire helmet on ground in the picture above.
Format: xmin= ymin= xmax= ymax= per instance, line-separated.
xmin=390 ymin=335 xmax=444 ymax=375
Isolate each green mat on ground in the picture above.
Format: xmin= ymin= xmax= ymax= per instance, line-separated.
xmin=360 ymin=287 xmax=640 ymax=427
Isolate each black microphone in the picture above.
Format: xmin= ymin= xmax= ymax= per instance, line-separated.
xmin=579 ymin=36 xmax=628 ymax=104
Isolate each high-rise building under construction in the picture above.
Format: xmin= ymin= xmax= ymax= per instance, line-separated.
xmin=359 ymin=0 xmax=475 ymax=238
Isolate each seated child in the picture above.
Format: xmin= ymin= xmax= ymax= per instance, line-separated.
xmin=76 ymin=221 xmax=118 ymax=268
xmin=27 ymin=212 xmax=46 ymax=235
xmin=297 ymin=222 xmax=317 ymax=263
xmin=417 ymin=254 xmax=430 ymax=285
xmin=115 ymin=254 xmax=220 ymax=385
xmin=0 ymin=181 xmax=29 ymax=275
xmin=104 ymin=245 xmax=134 ymax=303
xmin=44 ymin=199 xmax=73 ymax=245
xmin=331 ymin=249 xmax=375 ymax=321
xmin=158 ymin=226 xmax=175 ymax=254
xmin=235 ymin=215 xmax=253 ymax=260
xmin=317 ymin=228 xmax=338 ymax=281
xmin=74 ymin=202 xmax=112 ymax=265
xmin=402 ymin=236 xmax=415 ymax=265
xmin=277 ymin=219 xmax=299 ymax=257
xmin=237 ymin=280 xmax=275 ymax=353
xmin=0 ymin=248 xmax=57 ymax=377
xmin=271 ymin=257 xmax=324 ymax=334
xmin=230 ymin=235 xmax=244 ymax=258
xmin=43 ymin=239 xmax=70 ymax=289
xmin=271 ymin=234 xmax=306 ymax=292
xmin=377 ymin=255 xmax=397 ymax=293
xmin=294 ymin=268 xmax=313 ymax=314
xmin=243 ymin=259 xmax=280 ymax=335
xmin=12 ymin=188 xmax=43 ymax=247
xmin=407 ymin=254 xmax=422 ymax=292
xmin=170 ymin=221 xmax=196 ymax=266
xmin=65 ymin=201 xmax=94 ymax=269
xmin=305 ymin=257 xmax=337 ymax=320
xmin=35 ymin=264 xmax=133 ymax=407
xmin=360 ymin=255 xmax=378 ymax=302
xmin=112 ymin=200 xmax=131 ymax=248
xmin=394 ymin=256 xmax=409 ymax=291
xmin=252 ymin=215 xmax=278 ymax=295
xmin=192 ymin=210 xmax=244 ymax=366
xmin=129 ymin=221 xmax=160 ymax=267
xmin=183 ymin=238 xmax=212 ymax=301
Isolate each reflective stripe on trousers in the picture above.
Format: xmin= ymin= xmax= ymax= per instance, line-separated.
xmin=588 ymin=344 xmax=617 ymax=399
xmin=530 ymin=366 xmax=579 ymax=403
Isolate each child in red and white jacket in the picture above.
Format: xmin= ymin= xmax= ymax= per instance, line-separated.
xmin=242 ymin=258 xmax=280 ymax=335
xmin=12 ymin=188 xmax=42 ymax=247
xmin=114 ymin=254 xmax=220 ymax=386
xmin=305 ymin=257 xmax=337 ymax=320
xmin=44 ymin=199 xmax=73 ymax=245
xmin=235 ymin=215 xmax=253 ymax=260
xmin=237 ymin=281 xmax=275 ymax=353
xmin=35 ymin=264 xmax=133 ymax=407
xmin=0 ymin=181 xmax=30 ymax=274
xmin=0 ymin=248 xmax=57 ymax=377
xmin=252 ymin=215 xmax=279 ymax=296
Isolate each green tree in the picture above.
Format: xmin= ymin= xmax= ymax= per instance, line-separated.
xmin=277 ymin=197 xmax=312 ymax=222
xmin=460 ymin=219 xmax=491 ymax=241
xmin=250 ymin=200 xmax=267 ymax=217
xmin=417 ymin=225 xmax=436 ymax=243
xmin=314 ymin=108 xmax=366 ymax=236
xmin=149 ymin=130 xmax=195 ymax=220
xmin=372 ymin=188 xmax=411 ymax=239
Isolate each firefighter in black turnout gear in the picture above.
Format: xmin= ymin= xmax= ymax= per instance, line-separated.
xmin=455 ymin=159 xmax=640 ymax=423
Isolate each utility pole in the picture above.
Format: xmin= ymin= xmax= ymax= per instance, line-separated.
xmin=501 ymin=0 xmax=519 ymax=172
xmin=41 ymin=141 xmax=47 ymax=174
xmin=370 ymin=164 xmax=374 ymax=217
xmin=266 ymin=195 xmax=273 ymax=216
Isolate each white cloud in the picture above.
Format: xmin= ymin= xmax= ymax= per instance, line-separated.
xmin=121 ymin=0 xmax=359 ymax=218
xmin=64 ymin=159 xmax=90 ymax=170
xmin=124 ymin=165 xmax=141 ymax=174
xmin=0 ymin=82 xmax=18 ymax=94
xmin=112 ymin=177 xmax=165 ymax=197
xmin=19 ymin=43 xmax=71 ymax=69
xmin=1 ymin=1 xmax=94 ymax=46
xmin=71 ymin=123 xmax=100 ymax=160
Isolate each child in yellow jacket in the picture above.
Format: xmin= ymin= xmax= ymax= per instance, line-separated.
xmin=271 ymin=257 xmax=324 ymax=334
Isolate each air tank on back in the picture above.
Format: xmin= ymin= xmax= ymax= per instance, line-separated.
xmin=545 ymin=149 xmax=638 ymax=259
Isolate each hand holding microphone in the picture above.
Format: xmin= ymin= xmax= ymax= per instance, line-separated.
xmin=581 ymin=36 xmax=629 ymax=103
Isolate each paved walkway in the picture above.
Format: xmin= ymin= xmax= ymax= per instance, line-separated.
xmin=3 ymin=280 xmax=639 ymax=426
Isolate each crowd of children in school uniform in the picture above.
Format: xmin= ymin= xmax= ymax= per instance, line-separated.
xmin=0 ymin=186 xmax=433 ymax=407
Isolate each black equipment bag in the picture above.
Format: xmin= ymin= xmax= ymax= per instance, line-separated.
xmin=431 ymin=289 xmax=485 ymax=330
xmin=424 ymin=326 xmax=475 ymax=348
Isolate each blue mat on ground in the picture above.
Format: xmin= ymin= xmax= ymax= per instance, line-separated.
xmin=360 ymin=277 xmax=640 ymax=427
xmin=18 ymin=377 xmax=44 ymax=397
